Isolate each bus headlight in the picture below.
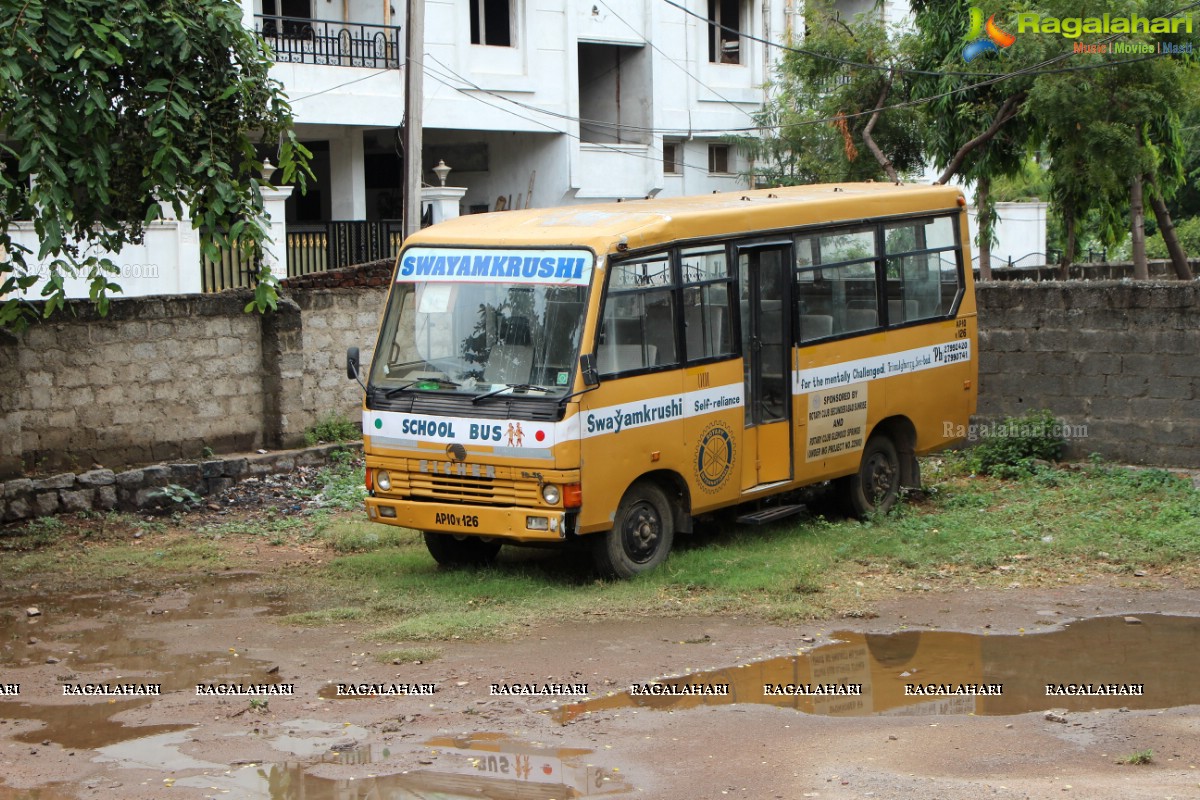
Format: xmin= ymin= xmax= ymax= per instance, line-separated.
xmin=541 ymin=483 xmax=560 ymax=505
xmin=376 ymin=470 xmax=392 ymax=492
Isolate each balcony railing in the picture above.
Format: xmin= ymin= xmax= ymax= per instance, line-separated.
xmin=256 ymin=15 xmax=401 ymax=69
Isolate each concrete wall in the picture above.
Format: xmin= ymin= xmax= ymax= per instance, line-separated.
xmin=976 ymin=281 xmax=1200 ymax=467
xmin=3 ymin=277 xmax=1197 ymax=483
xmin=2 ymin=261 xmax=391 ymax=479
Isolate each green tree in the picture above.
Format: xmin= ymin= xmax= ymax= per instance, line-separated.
xmin=1024 ymin=0 xmax=1198 ymax=279
xmin=0 ymin=0 xmax=311 ymax=329
xmin=740 ymin=1 xmax=925 ymax=186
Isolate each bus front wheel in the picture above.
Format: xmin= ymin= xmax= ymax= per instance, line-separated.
xmin=837 ymin=434 xmax=900 ymax=518
xmin=423 ymin=532 xmax=502 ymax=566
xmin=592 ymin=482 xmax=674 ymax=579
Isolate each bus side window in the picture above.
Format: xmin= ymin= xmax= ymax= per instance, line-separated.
xmin=680 ymin=245 xmax=735 ymax=362
xmin=884 ymin=216 xmax=961 ymax=323
xmin=598 ymin=253 xmax=677 ymax=375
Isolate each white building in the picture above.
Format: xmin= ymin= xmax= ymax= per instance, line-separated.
xmin=243 ymin=0 xmax=1045 ymax=271
xmin=9 ymin=0 xmax=1046 ymax=297
xmin=244 ymin=0 xmax=796 ymax=224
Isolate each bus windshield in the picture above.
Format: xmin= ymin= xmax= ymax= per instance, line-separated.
xmin=369 ymin=247 xmax=594 ymax=398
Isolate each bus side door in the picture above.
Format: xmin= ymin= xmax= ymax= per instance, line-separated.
xmin=736 ymin=242 xmax=794 ymax=490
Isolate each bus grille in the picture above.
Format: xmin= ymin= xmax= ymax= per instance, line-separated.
xmin=406 ymin=460 xmax=539 ymax=505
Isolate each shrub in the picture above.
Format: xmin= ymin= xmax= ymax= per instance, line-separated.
xmin=966 ymin=409 xmax=1066 ymax=478
xmin=305 ymin=412 xmax=361 ymax=446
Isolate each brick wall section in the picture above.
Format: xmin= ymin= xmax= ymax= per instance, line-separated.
xmin=291 ymin=287 xmax=388 ymax=437
xmin=10 ymin=293 xmax=267 ymax=474
xmin=3 ymin=276 xmax=386 ymax=479
xmin=2 ymin=278 xmax=1197 ymax=483
xmin=976 ymin=281 xmax=1200 ymax=467
xmin=280 ymin=257 xmax=393 ymax=290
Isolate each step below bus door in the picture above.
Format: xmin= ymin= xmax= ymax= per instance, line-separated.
xmin=737 ymin=242 xmax=794 ymax=490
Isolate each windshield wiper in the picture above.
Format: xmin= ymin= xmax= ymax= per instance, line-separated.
xmin=382 ymin=381 xmax=419 ymax=398
xmin=472 ymin=383 xmax=542 ymax=404
xmin=382 ymin=377 xmax=462 ymax=398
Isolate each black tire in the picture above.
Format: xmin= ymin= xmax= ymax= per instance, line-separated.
xmin=591 ymin=481 xmax=674 ymax=579
xmin=423 ymin=532 xmax=502 ymax=566
xmin=836 ymin=434 xmax=900 ymax=518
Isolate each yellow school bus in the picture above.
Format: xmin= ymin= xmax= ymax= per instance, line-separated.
xmin=348 ymin=183 xmax=977 ymax=577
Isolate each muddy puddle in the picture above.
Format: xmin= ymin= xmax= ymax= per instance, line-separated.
xmin=168 ymin=731 xmax=631 ymax=799
xmin=559 ymin=614 xmax=1200 ymax=722
xmin=0 ymin=577 xmax=290 ymax=748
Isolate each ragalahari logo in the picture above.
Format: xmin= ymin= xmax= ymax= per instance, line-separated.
xmin=963 ymin=7 xmax=1017 ymax=61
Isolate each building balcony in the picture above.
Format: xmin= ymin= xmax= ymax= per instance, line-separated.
xmin=256 ymin=15 xmax=401 ymax=69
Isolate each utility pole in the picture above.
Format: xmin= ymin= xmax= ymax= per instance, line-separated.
xmin=403 ymin=0 xmax=424 ymax=240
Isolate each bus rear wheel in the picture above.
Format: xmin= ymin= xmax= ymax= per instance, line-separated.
xmin=423 ymin=532 xmax=502 ymax=566
xmin=837 ymin=434 xmax=900 ymax=518
xmin=592 ymin=482 xmax=674 ymax=579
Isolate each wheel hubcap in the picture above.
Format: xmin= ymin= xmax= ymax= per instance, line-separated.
xmin=622 ymin=501 xmax=661 ymax=563
xmin=865 ymin=453 xmax=896 ymax=501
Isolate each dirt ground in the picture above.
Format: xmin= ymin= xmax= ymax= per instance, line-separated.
xmin=1 ymin=562 xmax=1198 ymax=799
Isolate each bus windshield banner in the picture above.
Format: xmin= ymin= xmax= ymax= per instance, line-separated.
xmin=397 ymin=248 xmax=594 ymax=286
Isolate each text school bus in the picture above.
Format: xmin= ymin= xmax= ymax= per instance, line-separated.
xmin=347 ymin=183 xmax=977 ymax=577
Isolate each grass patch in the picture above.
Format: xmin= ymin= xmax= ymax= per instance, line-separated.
xmin=1121 ymin=749 xmax=1154 ymax=765
xmin=4 ymin=457 xmax=1196 ymax=640
xmin=3 ymin=537 xmax=225 ymax=584
xmin=286 ymin=460 xmax=1198 ymax=642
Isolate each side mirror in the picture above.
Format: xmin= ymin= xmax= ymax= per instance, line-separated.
xmin=579 ymin=353 xmax=600 ymax=387
xmin=346 ymin=347 xmax=361 ymax=381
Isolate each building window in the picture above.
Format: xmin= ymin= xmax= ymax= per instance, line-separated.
xmin=470 ymin=0 xmax=513 ymax=47
xmin=663 ymin=142 xmax=682 ymax=174
xmin=708 ymin=144 xmax=731 ymax=175
xmin=708 ymin=0 xmax=743 ymax=64
xmin=262 ymin=0 xmax=312 ymax=38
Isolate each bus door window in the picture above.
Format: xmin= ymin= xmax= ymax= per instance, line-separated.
xmin=737 ymin=246 xmax=790 ymax=424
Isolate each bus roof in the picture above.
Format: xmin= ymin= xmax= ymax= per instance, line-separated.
xmin=405 ymin=183 xmax=965 ymax=254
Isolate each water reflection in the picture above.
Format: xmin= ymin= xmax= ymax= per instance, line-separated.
xmin=559 ymin=614 xmax=1200 ymax=721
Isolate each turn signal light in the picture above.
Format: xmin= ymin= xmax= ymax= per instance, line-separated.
xmin=563 ymin=483 xmax=583 ymax=508
xmin=365 ymin=468 xmax=374 ymax=491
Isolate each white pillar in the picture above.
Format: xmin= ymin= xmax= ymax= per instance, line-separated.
xmin=168 ymin=201 xmax=204 ymax=294
xmin=262 ymin=186 xmax=295 ymax=283
xmin=329 ymin=131 xmax=367 ymax=220
xmin=421 ymin=186 xmax=467 ymax=225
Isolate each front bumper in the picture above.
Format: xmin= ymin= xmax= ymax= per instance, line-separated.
xmin=365 ymin=497 xmax=570 ymax=543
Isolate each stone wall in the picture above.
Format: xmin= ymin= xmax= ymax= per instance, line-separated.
xmin=3 ymin=275 xmax=1198 ymax=492
xmin=8 ymin=294 xmax=267 ymax=473
xmin=976 ymin=281 xmax=1200 ymax=467
xmin=3 ymin=262 xmax=390 ymax=480
xmin=0 ymin=444 xmax=359 ymax=522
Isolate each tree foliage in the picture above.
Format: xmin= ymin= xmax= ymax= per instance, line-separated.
xmin=739 ymin=2 xmax=924 ymax=185
xmin=748 ymin=0 xmax=1199 ymax=274
xmin=0 ymin=0 xmax=311 ymax=329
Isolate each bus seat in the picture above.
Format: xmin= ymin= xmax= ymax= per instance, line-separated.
xmin=800 ymin=314 xmax=833 ymax=340
xmin=844 ymin=308 xmax=879 ymax=332
xmin=597 ymin=344 xmax=657 ymax=374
